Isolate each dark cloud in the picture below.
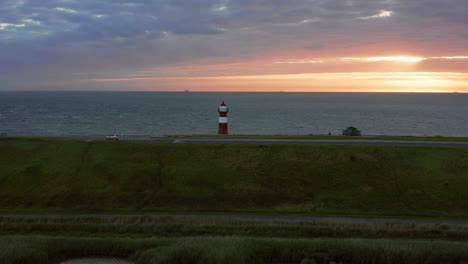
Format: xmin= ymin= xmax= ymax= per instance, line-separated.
xmin=0 ymin=0 xmax=467 ymax=90
xmin=394 ymin=0 xmax=468 ymax=24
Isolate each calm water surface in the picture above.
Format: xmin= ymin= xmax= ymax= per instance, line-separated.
xmin=0 ymin=92 xmax=467 ymax=137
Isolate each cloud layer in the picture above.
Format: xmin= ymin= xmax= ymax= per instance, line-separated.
xmin=1 ymin=0 xmax=468 ymax=91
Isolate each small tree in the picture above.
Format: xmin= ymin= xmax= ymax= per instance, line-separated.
xmin=342 ymin=126 xmax=361 ymax=136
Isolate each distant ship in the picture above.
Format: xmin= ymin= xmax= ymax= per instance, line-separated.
xmin=184 ymin=90 xmax=190 ymax=93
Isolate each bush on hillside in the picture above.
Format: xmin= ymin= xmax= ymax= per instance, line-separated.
xmin=342 ymin=127 xmax=361 ymax=136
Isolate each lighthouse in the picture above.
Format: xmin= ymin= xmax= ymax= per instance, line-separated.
xmin=218 ymin=101 xmax=229 ymax=135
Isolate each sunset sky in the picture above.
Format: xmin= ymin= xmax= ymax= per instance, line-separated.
xmin=1 ymin=0 xmax=468 ymax=92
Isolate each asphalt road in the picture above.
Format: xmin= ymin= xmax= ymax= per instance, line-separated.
xmin=1 ymin=214 xmax=467 ymax=227
xmin=60 ymin=136 xmax=468 ymax=147
xmin=171 ymin=138 xmax=468 ymax=147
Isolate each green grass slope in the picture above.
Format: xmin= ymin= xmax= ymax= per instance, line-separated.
xmin=0 ymin=138 xmax=467 ymax=217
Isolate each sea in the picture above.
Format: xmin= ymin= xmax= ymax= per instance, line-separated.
xmin=0 ymin=91 xmax=467 ymax=137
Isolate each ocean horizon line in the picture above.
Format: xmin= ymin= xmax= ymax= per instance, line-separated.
xmin=0 ymin=90 xmax=466 ymax=94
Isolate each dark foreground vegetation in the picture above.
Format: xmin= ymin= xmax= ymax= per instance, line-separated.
xmin=2 ymin=235 xmax=468 ymax=264
xmin=1 ymin=138 xmax=467 ymax=218
xmin=1 ymin=215 xmax=467 ymax=240
xmin=1 ymin=215 xmax=468 ymax=263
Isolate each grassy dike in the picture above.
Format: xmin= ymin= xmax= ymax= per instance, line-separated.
xmin=0 ymin=137 xmax=467 ymax=217
xmin=1 ymin=138 xmax=468 ymax=263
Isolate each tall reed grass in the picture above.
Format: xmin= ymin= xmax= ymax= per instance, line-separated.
xmin=1 ymin=215 xmax=467 ymax=240
xmin=2 ymin=235 xmax=468 ymax=264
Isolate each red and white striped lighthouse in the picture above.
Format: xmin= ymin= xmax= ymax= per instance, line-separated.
xmin=218 ymin=101 xmax=229 ymax=134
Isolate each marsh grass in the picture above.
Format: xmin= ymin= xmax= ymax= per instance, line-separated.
xmin=1 ymin=235 xmax=468 ymax=264
xmin=0 ymin=215 xmax=467 ymax=240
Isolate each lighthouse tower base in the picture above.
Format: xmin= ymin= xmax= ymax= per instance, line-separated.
xmin=218 ymin=122 xmax=228 ymax=134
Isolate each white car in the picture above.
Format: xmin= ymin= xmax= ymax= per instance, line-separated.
xmin=105 ymin=134 xmax=120 ymax=140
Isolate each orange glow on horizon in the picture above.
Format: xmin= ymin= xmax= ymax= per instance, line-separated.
xmin=91 ymin=72 xmax=465 ymax=81
xmin=276 ymin=56 xmax=468 ymax=64
xmin=88 ymin=72 xmax=468 ymax=93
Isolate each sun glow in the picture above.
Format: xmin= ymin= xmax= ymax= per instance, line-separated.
xmin=435 ymin=56 xmax=468 ymax=59
xmin=342 ymin=56 xmax=425 ymax=63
